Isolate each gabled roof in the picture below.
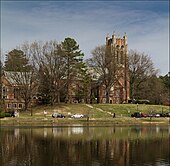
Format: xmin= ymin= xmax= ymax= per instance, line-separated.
xmin=3 ymin=71 xmax=31 ymax=85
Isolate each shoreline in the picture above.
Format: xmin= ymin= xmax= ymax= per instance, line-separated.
xmin=1 ymin=117 xmax=170 ymax=127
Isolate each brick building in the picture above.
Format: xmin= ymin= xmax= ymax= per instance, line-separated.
xmin=91 ymin=33 xmax=130 ymax=104
xmin=1 ymin=33 xmax=130 ymax=106
xmin=1 ymin=71 xmax=25 ymax=111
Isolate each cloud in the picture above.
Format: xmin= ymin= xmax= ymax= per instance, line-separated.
xmin=1 ymin=1 xmax=169 ymax=75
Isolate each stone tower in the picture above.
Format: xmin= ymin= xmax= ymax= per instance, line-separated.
xmin=105 ymin=32 xmax=129 ymax=103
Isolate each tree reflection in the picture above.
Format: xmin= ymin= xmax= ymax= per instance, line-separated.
xmin=0 ymin=126 xmax=169 ymax=166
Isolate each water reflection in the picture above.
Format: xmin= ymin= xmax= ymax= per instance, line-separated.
xmin=0 ymin=125 xmax=170 ymax=166
xmin=71 ymin=124 xmax=84 ymax=134
xmin=43 ymin=128 xmax=47 ymax=138
xmin=14 ymin=128 xmax=19 ymax=138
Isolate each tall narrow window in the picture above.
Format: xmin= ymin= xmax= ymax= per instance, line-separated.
xmin=2 ymin=87 xmax=7 ymax=99
xmin=121 ymin=51 xmax=124 ymax=64
xmin=117 ymin=51 xmax=119 ymax=64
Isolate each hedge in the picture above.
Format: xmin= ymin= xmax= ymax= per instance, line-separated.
xmin=0 ymin=112 xmax=5 ymax=118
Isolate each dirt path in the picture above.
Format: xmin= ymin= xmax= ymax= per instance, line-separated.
xmin=85 ymin=104 xmax=113 ymax=115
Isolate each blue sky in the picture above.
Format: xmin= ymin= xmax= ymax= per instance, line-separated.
xmin=1 ymin=1 xmax=169 ymax=75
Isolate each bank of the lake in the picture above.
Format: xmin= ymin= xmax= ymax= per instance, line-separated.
xmin=1 ymin=117 xmax=170 ymax=127
xmin=1 ymin=104 xmax=169 ymax=126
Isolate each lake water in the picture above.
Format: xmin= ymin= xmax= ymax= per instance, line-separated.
xmin=0 ymin=125 xmax=170 ymax=166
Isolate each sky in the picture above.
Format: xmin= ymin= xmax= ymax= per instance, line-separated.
xmin=1 ymin=0 xmax=169 ymax=75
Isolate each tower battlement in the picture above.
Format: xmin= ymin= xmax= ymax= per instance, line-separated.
xmin=106 ymin=32 xmax=128 ymax=47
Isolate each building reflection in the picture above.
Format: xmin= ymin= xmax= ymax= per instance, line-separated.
xmin=0 ymin=126 xmax=169 ymax=166
xmin=43 ymin=128 xmax=47 ymax=138
xmin=14 ymin=128 xmax=20 ymax=138
xmin=70 ymin=124 xmax=84 ymax=134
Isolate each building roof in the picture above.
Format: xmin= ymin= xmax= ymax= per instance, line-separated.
xmin=3 ymin=71 xmax=31 ymax=85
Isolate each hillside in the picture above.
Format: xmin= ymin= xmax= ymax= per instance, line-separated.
xmin=1 ymin=104 xmax=169 ymax=126
xmin=31 ymin=103 xmax=169 ymax=118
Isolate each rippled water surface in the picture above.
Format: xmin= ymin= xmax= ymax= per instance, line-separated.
xmin=0 ymin=125 xmax=170 ymax=166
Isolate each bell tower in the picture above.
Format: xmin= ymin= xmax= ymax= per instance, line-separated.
xmin=106 ymin=32 xmax=129 ymax=103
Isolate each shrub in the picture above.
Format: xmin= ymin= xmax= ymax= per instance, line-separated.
xmin=136 ymin=100 xmax=150 ymax=104
xmin=0 ymin=112 xmax=5 ymax=118
xmin=5 ymin=112 xmax=12 ymax=117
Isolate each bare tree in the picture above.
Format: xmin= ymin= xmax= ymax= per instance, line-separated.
xmin=128 ymin=49 xmax=158 ymax=99
xmin=30 ymin=40 xmax=67 ymax=105
xmin=21 ymin=38 xmax=85 ymax=105
xmin=87 ymin=45 xmax=122 ymax=103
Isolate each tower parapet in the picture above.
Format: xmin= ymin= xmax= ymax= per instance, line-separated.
xmin=106 ymin=32 xmax=128 ymax=48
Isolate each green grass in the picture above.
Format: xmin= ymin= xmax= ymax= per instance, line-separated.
xmin=1 ymin=103 xmax=169 ymax=126
xmin=93 ymin=104 xmax=169 ymax=116
xmin=2 ymin=103 xmax=170 ymax=118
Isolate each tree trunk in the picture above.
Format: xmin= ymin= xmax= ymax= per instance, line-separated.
xmin=57 ymin=91 xmax=60 ymax=103
xmin=24 ymin=100 xmax=29 ymax=112
xmin=106 ymin=89 xmax=110 ymax=104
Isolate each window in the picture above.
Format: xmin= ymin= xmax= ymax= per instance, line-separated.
xmin=117 ymin=51 xmax=119 ymax=63
xmin=19 ymin=104 xmax=23 ymax=108
xmin=7 ymin=104 xmax=12 ymax=108
xmin=120 ymin=51 xmax=124 ymax=64
xmin=2 ymin=87 xmax=7 ymax=99
xmin=116 ymin=90 xmax=120 ymax=97
xmin=14 ymin=88 xmax=20 ymax=99
xmin=13 ymin=104 xmax=17 ymax=108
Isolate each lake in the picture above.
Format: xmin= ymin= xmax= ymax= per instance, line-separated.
xmin=0 ymin=125 xmax=170 ymax=166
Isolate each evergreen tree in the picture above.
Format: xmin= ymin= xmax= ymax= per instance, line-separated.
xmin=75 ymin=63 xmax=92 ymax=103
xmin=159 ymin=73 xmax=170 ymax=105
xmin=5 ymin=49 xmax=31 ymax=72
xmin=61 ymin=37 xmax=84 ymax=103
xmin=160 ymin=73 xmax=170 ymax=89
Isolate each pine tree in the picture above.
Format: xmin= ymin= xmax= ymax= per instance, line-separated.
xmin=5 ymin=49 xmax=31 ymax=72
xmin=61 ymin=37 xmax=84 ymax=103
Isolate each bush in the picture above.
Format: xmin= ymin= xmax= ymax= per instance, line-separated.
xmin=0 ymin=112 xmax=13 ymax=118
xmin=0 ymin=112 xmax=5 ymax=118
xmin=136 ymin=100 xmax=150 ymax=104
xmin=128 ymin=99 xmax=150 ymax=104
xmin=5 ymin=112 xmax=12 ymax=117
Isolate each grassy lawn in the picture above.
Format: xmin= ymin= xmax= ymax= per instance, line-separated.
xmin=31 ymin=103 xmax=169 ymax=117
xmin=93 ymin=104 xmax=169 ymax=117
xmin=1 ymin=103 xmax=169 ymax=126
